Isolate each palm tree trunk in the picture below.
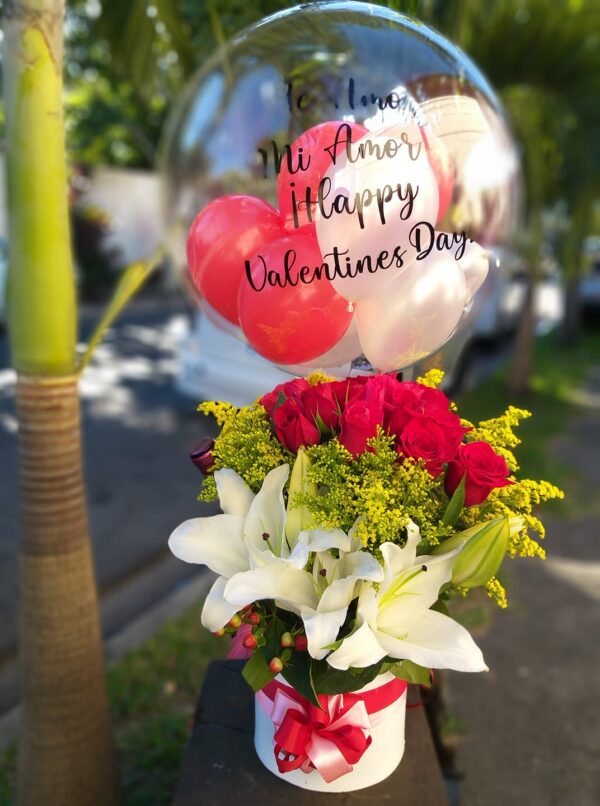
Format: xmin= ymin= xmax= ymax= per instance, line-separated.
xmin=3 ymin=2 xmax=119 ymax=803
xmin=16 ymin=377 xmax=119 ymax=805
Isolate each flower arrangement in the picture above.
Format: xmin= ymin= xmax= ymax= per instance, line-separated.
xmin=171 ymin=370 xmax=562 ymax=692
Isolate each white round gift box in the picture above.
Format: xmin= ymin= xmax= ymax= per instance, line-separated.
xmin=254 ymin=672 xmax=407 ymax=793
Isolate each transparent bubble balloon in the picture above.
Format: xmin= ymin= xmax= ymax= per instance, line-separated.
xmin=161 ymin=1 xmax=521 ymax=375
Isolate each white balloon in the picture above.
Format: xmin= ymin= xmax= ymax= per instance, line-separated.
xmin=460 ymin=240 xmax=490 ymax=301
xmin=280 ymin=316 xmax=362 ymax=377
xmin=315 ymin=125 xmax=439 ymax=303
xmin=355 ymin=249 xmax=468 ymax=372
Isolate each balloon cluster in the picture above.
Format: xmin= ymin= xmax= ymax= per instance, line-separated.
xmin=186 ymin=119 xmax=489 ymax=372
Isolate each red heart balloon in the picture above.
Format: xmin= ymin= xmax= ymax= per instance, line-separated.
xmin=187 ymin=195 xmax=286 ymax=324
xmin=239 ymin=228 xmax=352 ymax=364
xmin=277 ymin=120 xmax=368 ymax=231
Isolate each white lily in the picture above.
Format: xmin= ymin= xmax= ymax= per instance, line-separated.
xmin=298 ymin=523 xmax=384 ymax=660
xmin=169 ymin=464 xmax=313 ymax=630
xmin=224 ymin=523 xmax=382 ymax=644
xmin=327 ymin=521 xmax=487 ymax=673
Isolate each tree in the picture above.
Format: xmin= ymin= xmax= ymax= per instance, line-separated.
xmin=3 ymin=1 xmax=118 ymax=803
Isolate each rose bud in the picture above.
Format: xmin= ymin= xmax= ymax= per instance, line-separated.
xmin=269 ymin=657 xmax=284 ymax=674
xmin=189 ymin=438 xmax=215 ymax=475
xmin=294 ymin=635 xmax=308 ymax=651
xmin=280 ymin=632 xmax=294 ymax=648
xmin=242 ymin=634 xmax=258 ymax=650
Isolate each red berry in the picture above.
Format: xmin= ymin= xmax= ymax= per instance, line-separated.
xmin=246 ymin=612 xmax=260 ymax=625
xmin=228 ymin=614 xmax=242 ymax=629
xmin=212 ymin=628 xmax=225 ymax=638
xmin=269 ymin=657 xmax=284 ymax=674
xmin=242 ymin=634 xmax=258 ymax=650
xmin=294 ymin=635 xmax=308 ymax=651
xmin=280 ymin=632 xmax=293 ymax=648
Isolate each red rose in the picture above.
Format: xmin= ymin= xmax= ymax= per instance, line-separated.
xmin=381 ymin=380 xmax=452 ymax=437
xmin=329 ymin=376 xmax=370 ymax=411
xmin=400 ymin=382 xmax=451 ymax=417
xmin=445 ymin=441 xmax=513 ymax=506
xmin=398 ymin=415 xmax=462 ymax=476
xmin=260 ymin=378 xmax=311 ymax=416
xmin=300 ymin=384 xmax=340 ymax=431
xmin=338 ymin=395 xmax=384 ymax=457
xmin=273 ymin=397 xmax=320 ymax=453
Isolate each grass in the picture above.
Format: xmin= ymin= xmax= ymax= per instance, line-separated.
xmin=457 ymin=326 xmax=600 ymax=510
xmin=2 ymin=327 xmax=599 ymax=804
xmin=0 ymin=602 xmax=228 ymax=806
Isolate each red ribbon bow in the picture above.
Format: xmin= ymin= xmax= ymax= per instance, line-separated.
xmin=259 ymin=677 xmax=407 ymax=783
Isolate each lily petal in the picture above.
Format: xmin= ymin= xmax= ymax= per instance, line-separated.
xmin=377 ymin=552 xmax=457 ymax=632
xmin=244 ymin=465 xmax=289 ymax=557
xmin=201 ymin=577 xmax=240 ymax=631
xmin=299 ymin=528 xmax=352 ymax=553
xmin=224 ymin=564 xmax=317 ymax=613
xmin=168 ymin=514 xmax=248 ymax=578
xmin=326 ymin=620 xmax=387 ymax=670
xmin=215 ymin=468 xmax=254 ymax=518
xmin=345 ymin=550 xmax=384 ymax=583
xmin=376 ymin=608 xmax=488 ymax=672
xmin=301 ymin=606 xmax=350 ymax=660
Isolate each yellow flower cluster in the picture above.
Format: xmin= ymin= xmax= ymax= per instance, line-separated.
xmin=300 ymin=430 xmax=451 ymax=549
xmin=306 ymin=371 xmax=335 ymax=386
xmin=416 ymin=368 xmax=445 ymax=388
xmin=197 ymin=403 xmax=288 ymax=499
xmin=485 ymin=577 xmax=508 ymax=608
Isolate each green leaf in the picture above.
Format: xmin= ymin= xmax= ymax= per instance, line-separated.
xmin=79 ymin=240 xmax=168 ymax=370
xmin=281 ymin=652 xmax=320 ymax=708
xmin=310 ymin=660 xmax=384 ymax=695
xmin=442 ymin=474 xmax=466 ymax=526
xmin=242 ymin=650 xmax=275 ymax=693
xmin=388 ymin=659 xmax=431 ymax=687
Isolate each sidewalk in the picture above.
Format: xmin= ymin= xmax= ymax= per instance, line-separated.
xmin=445 ymin=366 xmax=600 ymax=806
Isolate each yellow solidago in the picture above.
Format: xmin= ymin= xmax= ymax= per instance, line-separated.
xmin=197 ymin=404 xmax=288 ymax=499
xmin=485 ymin=577 xmax=508 ymax=608
xmin=306 ymin=371 xmax=335 ymax=386
xmin=416 ymin=368 xmax=445 ymax=388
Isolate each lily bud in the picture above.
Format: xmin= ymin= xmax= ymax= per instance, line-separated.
xmin=432 ymin=516 xmax=523 ymax=556
xmin=190 ymin=438 xmax=215 ymax=475
xmin=450 ymin=517 xmax=511 ymax=589
xmin=285 ymin=448 xmax=317 ymax=546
